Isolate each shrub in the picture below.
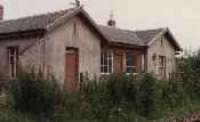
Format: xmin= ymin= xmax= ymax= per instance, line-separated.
xmin=0 ymin=108 xmax=38 ymax=122
xmin=7 ymin=71 xmax=63 ymax=119
xmin=162 ymin=81 xmax=189 ymax=110
xmin=1 ymin=70 xmax=199 ymax=121
xmin=79 ymin=73 xmax=163 ymax=120
xmin=177 ymin=50 xmax=200 ymax=99
xmin=133 ymin=73 xmax=162 ymax=119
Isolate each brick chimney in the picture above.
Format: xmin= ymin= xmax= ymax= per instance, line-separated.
xmin=0 ymin=5 xmax=3 ymax=20
xmin=107 ymin=11 xmax=116 ymax=27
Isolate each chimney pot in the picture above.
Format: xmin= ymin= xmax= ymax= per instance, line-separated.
xmin=107 ymin=19 xmax=116 ymax=27
xmin=107 ymin=11 xmax=116 ymax=27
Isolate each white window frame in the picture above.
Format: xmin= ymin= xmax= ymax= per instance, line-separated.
xmin=8 ymin=46 xmax=19 ymax=78
xmin=100 ymin=49 xmax=113 ymax=75
xmin=141 ymin=54 xmax=145 ymax=72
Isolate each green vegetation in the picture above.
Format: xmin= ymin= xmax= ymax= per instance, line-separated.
xmin=0 ymin=50 xmax=199 ymax=122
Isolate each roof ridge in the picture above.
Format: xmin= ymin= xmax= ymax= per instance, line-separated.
xmin=134 ymin=27 xmax=167 ymax=32
xmin=99 ymin=25 xmax=167 ymax=34
xmin=99 ymin=25 xmax=134 ymax=33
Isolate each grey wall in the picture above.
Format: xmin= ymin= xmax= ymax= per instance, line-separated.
xmin=0 ymin=15 xmax=102 ymax=86
xmin=0 ymin=36 xmax=41 ymax=78
xmin=44 ymin=16 xmax=102 ymax=86
xmin=147 ymin=35 xmax=176 ymax=79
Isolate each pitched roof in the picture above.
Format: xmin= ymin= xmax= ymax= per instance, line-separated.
xmin=99 ymin=25 xmax=163 ymax=45
xmin=135 ymin=28 xmax=163 ymax=44
xmin=0 ymin=8 xmax=78 ymax=34
xmin=99 ymin=26 xmax=182 ymax=51
xmin=99 ymin=26 xmax=144 ymax=46
xmin=0 ymin=8 xmax=181 ymax=51
xmin=0 ymin=7 xmax=110 ymax=43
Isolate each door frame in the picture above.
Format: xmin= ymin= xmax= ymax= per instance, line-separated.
xmin=64 ymin=47 xmax=79 ymax=90
xmin=113 ymin=49 xmax=124 ymax=73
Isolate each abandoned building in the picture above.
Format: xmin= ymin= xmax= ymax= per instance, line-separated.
xmin=0 ymin=6 xmax=182 ymax=90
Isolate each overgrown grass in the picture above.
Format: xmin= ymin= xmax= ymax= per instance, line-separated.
xmin=0 ymin=72 xmax=199 ymax=122
xmin=0 ymin=50 xmax=199 ymax=122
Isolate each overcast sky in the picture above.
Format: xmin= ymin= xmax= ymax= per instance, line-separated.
xmin=0 ymin=0 xmax=200 ymax=51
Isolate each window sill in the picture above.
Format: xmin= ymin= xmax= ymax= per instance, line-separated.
xmin=126 ymin=73 xmax=139 ymax=76
xmin=100 ymin=73 xmax=112 ymax=76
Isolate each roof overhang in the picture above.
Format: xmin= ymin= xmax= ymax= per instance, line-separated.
xmin=0 ymin=29 xmax=46 ymax=40
xmin=0 ymin=7 xmax=110 ymax=43
xmin=108 ymin=41 xmax=147 ymax=49
xmin=165 ymin=29 xmax=183 ymax=51
xmin=147 ymin=28 xmax=182 ymax=51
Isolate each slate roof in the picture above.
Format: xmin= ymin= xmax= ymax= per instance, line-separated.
xmin=99 ymin=26 xmax=144 ymax=46
xmin=0 ymin=8 xmax=181 ymax=50
xmin=99 ymin=25 xmax=163 ymax=46
xmin=135 ymin=28 xmax=164 ymax=44
xmin=0 ymin=8 xmax=78 ymax=34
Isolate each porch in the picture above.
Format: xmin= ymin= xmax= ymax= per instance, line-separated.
xmin=100 ymin=44 xmax=147 ymax=75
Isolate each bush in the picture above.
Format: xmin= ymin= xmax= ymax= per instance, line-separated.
xmin=7 ymin=71 xmax=63 ymax=119
xmin=77 ymin=73 xmax=164 ymax=120
xmin=1 ymin=71 xmax=199 ymax=121
xmin=162 ymin=81 xmax=189 ymax=110
xmin=177 ymin=50 xmax=200 ymax=99
xmin=0 ymin=108 xmax=38 ymax=122
xmin=134 ymin=73 xmax=162 ymax=119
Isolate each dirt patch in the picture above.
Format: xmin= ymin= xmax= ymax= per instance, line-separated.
xmin=169 ymin=112 xmax=200 ymax=122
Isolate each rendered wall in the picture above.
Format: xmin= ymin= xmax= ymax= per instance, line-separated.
xmin=147 ymin=35 xmax=176 ymax=79
xmin=45 ymin=16 xmax=102 ymax=86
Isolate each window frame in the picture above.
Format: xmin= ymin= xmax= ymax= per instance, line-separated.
xmin=158 ymin=56 xmax=166 ymax=68
xmin=161 ymin=37 xmax=164 ymax=47
xmin=141 ymin=54 xmax=145 ymax=72
xmin=100 ymin=49 xmax=113 ymax=75
xmin=7 ymin=46 xmax=19 ymax=79
xmin=158 ymin=55 xmax=166 ymax=77
xmin=125 ymin=50 xmax=137 ymax=74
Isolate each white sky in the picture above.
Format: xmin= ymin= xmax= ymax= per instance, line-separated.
xmin=0 ymin=0 xmax=200 ymax=51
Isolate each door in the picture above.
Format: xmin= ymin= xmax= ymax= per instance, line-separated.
xmin=113 ymin=50 xmax=124 ymax=73
xmin=64 ymin=47 xmax=79 ymax=92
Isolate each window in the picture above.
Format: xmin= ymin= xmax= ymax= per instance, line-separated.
xmin=125 ymin=50 xmax=137 ymax=73
xmin=101 ymin=50 xmax=113 ymax=74
xmin=161 ymin=37 xmax=164 ymax=47
xmin=158 ymin=56 xmax=166 ymax=78
xmin=7 ymin=46 xmax=19 ymax=78
xmin=159 ymin=56 xmax=166 ymax=68
xmin=141 ymin=54 xmax=145 ymax=72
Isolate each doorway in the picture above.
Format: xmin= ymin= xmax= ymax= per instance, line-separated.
xmin=64 ymin=47 xmax=79 ymax=92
